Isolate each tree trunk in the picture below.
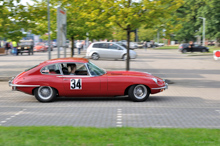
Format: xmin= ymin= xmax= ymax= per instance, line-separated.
xmin=126 ymin=25 xmax=130 ymax=71
xmin=71 ymin=36 xmax=74 ymax=57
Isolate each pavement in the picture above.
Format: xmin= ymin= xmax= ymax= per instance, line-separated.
xmin=0 ymin=47 xmax=220 ymax=128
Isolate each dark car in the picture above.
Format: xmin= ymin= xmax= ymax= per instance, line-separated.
xmin=179 ymin=43 xmax=209 ymax=53
xmin=17 ymin=40 xmax=34 ymax=55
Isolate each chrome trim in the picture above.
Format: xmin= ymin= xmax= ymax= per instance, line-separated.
xmin=8 ymin=77 xmax=14 ymax=87
xmin=152 ymin=83 xmax=168 ymax=90
xmin=10 ymin=84 xmax=40 ymax=87
xmin=85 ymin=63 xmax=92 ymax=76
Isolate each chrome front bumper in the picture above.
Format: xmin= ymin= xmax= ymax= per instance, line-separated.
xmin=8 ymin=77 xmax=14 ymax=87
xmin=152 ymin=83 xmax=168 ymax=90
xmin=8 ymin=77 xmax=17 ymax=90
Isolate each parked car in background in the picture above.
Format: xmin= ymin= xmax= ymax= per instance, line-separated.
xmin=45 ymin=42 xmax=53 ymax=51
xmin=115 ymin=42 xmax=127 ymax=49
xmin=34 ymin=42 xmax=47 ymax=52
xmin=179 ymin=43 xmax=209 ymax=53
xmin=86 ymin=42 xmax=137 ymax=60
xmin=208 ymin=41 xmax=215 ymax=46
xmin=119 ymin=41 xmax=138 ymax=49
xmin=9 ymin=58 xmax=168 ymax=102
xmin=137 ymin=42 xmax=144 ymax=48
xmin=52 ymin=42 xmax=57 ymax=47
xmin=155 ymin=42 xmax=164 ymax=47
xmin=17 ymin=40 xmax=34 ymax=55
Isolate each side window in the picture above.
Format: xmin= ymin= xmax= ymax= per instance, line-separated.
xmin=99 ymin=43 xmax=108 ymax=49
xmin=108 ymin=44 xmax=118 ymax=49
xmin=93 ymin=44 xmax=99 ymax=48
xmin=61 ymin=63 xmax=88 ymax=76
xmin=41 ymin=64 xmax=61 ymax=75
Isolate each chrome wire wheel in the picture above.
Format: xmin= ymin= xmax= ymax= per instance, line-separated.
xmin=128 ymin=84 xmax=149 ymax=102
xmin=133 ymin=85 xmax=147 ymax=99
xmin=38 ymin=86 xmax=53 ymax=100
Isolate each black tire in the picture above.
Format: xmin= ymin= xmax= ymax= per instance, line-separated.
xmin=91 ymin=53 xmax=99 ymax=60
xmin=202 ymin=49 xmax=206 ymax=52
xmin=128 ymin=84 xmax=150 ymax=102
xmin=34 ymin=86 xmax=57 ymax=102
xmin=182 ymin=49 xmax=187 ymax=53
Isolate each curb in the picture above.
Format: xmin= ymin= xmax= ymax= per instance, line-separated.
xmin=0 ymin=77 xmax=11 ymax=82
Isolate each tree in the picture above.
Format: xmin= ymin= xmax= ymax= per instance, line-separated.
xmin=138 ymin=27 xmax=156 ymax=42
xmin=0 ymin=0 xmax=30 ymax=42
xmin=84 ymin=0 xmax=183 ymax=70
xmin=197 ymin=0 xmax=220 ymax=46
xmin=27 ymin=0 xmax=113 ymax=56
xmin=172 ymin=0 xmax=220 ymax=45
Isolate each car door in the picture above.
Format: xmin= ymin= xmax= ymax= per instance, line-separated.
xmin=193 ymin=44 xmax=200 ymax=52
xmin=96 ymin=43 xmax=108 ymax=58
xmin=60 ymin=63 xmax=101 ymax=96
xmin=107 ymin=43 xmax=124 ymax=59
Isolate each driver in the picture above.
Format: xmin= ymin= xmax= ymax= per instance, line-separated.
xmin=69 ymin=64 xmax=76 ymax=75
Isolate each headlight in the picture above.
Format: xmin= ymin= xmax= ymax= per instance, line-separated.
xmin=152 ymin=78 xmax=158 ymax=84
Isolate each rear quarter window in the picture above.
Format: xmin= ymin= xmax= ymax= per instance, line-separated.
xmin=92 ymin=44 xmax=100 ymax=48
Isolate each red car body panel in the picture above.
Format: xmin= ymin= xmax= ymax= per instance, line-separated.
xmin=10 ymin=58 xmax=167 ymax=98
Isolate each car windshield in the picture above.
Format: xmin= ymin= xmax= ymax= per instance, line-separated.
xmin=87 ymin=62 xmax=106 ymax=76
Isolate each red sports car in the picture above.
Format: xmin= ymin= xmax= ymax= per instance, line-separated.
xmin=9 ymin=58 xmax=168 ymax=102
xmin=34 ymin=43 xmax=47 ymax=52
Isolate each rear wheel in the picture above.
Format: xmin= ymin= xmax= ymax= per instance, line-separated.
xmin=128 ymin=84 xmax=150 ymax=102
xmin=91 ymin=53 xmax=99 ymax=60
xmin=34 ymin=86 xmax=57 ymax=102
xmin=182 ymin=49 xmax=187 ymax=53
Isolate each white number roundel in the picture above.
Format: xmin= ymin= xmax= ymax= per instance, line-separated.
xmin=70 ymin=79 xmax=82 ymax=90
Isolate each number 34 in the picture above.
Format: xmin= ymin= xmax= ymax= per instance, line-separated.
xmin=70 ymin=79 xmax=82 ymax=90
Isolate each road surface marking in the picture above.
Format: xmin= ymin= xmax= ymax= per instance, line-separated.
xmin=0 ymin=109 xmax=26 ymax=125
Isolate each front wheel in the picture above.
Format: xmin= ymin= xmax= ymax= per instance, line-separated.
xmin=128 ymin=84 xmax=150 ymax=102
xmin=122 ymin=54 xmax=127 ymax=61
xmin=202 ymin=49 xmax=206 ymax=52
xmin=34 ymin=86 xmax=57 ymax=102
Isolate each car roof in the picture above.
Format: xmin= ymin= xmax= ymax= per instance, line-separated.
xmin=92 ymin=42 xmax=117 ymax=44
xmin=39 ymin=57 xmax=89 ymax=66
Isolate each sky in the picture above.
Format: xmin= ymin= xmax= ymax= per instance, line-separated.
xmin=20 ymin=0 xmax=38 ymax=5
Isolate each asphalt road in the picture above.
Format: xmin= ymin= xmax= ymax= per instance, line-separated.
xmin=0 ymin=48 xmax=220 ymax=128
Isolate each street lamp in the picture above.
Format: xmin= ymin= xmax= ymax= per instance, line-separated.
xmin=199 ymin=17 xmax=206 ymax=46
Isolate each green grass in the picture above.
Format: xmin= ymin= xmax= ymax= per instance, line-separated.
xmin=155 ymin=46 xmax=178 ymax=49
xmin=155 ymin=46 xmax=220 ymax=52
xmin=208 ymin=46 xmax=220 ymax=53
xmin=0 ymin=127 xmax=219 ymax=146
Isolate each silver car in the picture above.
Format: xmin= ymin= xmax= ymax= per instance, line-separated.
xmin=86 ymin=42 xmax=137 ymax=60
